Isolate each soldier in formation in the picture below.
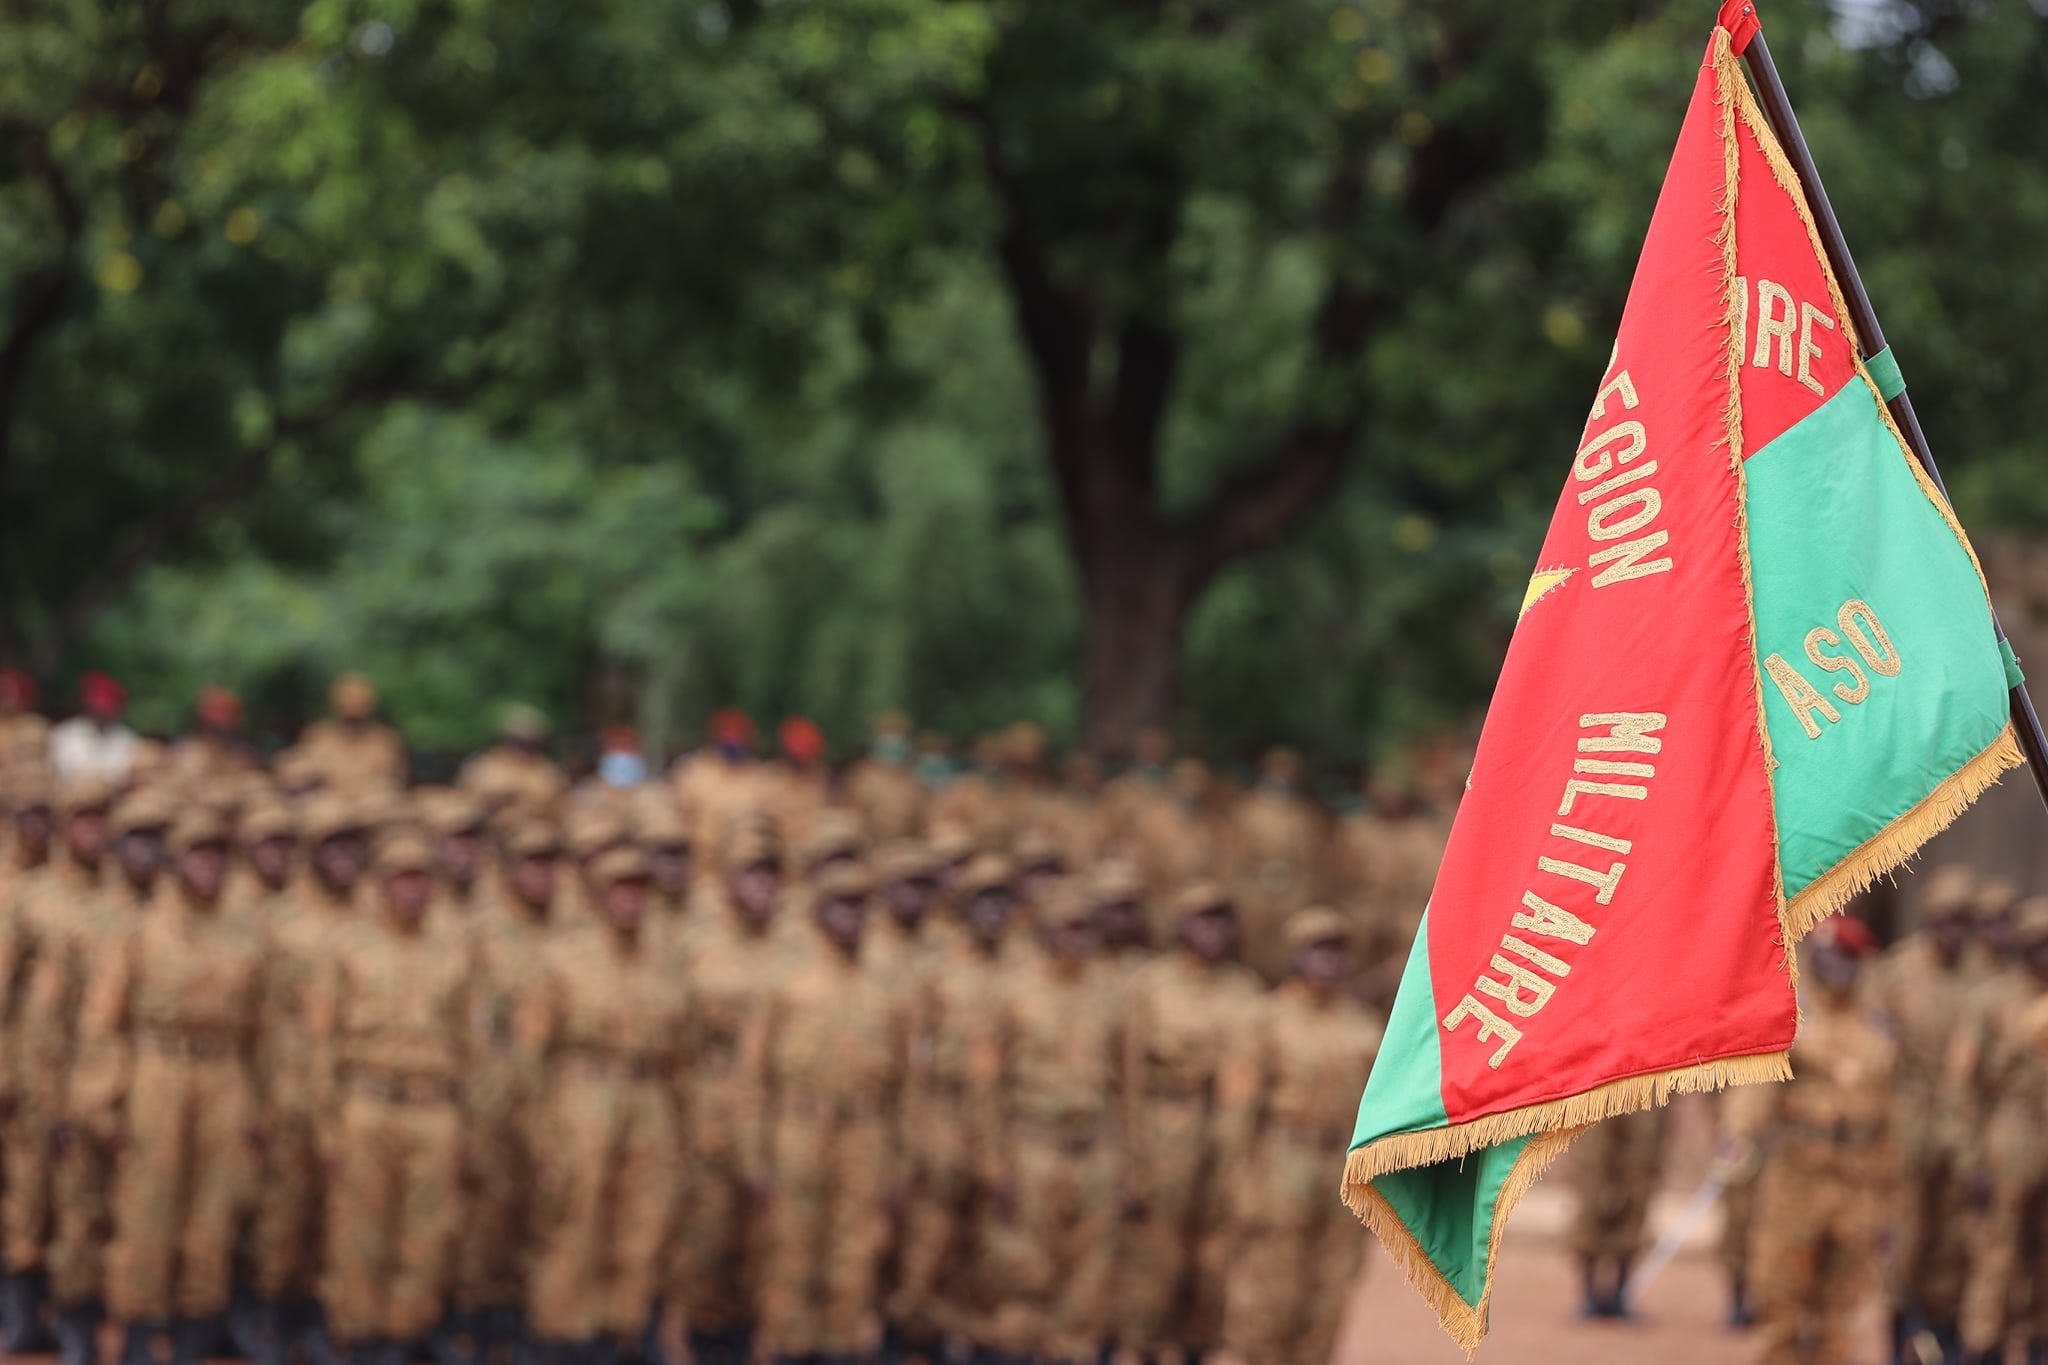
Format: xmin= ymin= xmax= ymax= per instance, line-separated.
xmin=0 ymin=681 xmax=1470 ymax=1365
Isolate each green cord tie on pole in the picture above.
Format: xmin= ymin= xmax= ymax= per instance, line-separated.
xmin=1864 ymin=346 xmax=1906 ymax=402
xmin=2003 ymin=638 xmax=2027 ymax=690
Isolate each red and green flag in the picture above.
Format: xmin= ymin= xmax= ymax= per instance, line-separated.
xmin=1342 ymin=11 xmax=2023 ymax=1350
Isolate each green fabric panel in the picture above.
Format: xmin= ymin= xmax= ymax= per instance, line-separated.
xmin=1370 ymin=1137 xmax=1531 ymax=1311
xmin=1747 ymin=378 xmax=2010 ymax=899
xmin=2002 ymin=638 xmax=2026 ymax=690
xmin=1352 ymin=909 xmax=1447 ymax=1147
xmin=1863 ymin=346 xmax=1906 ymax=402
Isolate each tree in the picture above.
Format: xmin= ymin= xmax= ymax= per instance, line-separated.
xmin=952 ymin=1 xmax=1645 ymax=751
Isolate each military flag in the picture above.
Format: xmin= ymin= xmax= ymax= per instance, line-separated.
xmin=1342 ymin=4 xmax=2028 ymax=1349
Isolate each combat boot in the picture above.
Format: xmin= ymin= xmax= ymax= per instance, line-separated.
xmin=173 ymin=1315 xmax=227 ymax=1365
xmin=483 ymin=1306 xmax=525 ymax=1365
xmin=1 ymin=1268 xmax=53 ymax=1353
xmin=431 ymin=1308 xmax=487 ymax=1365
xmin=230 ymin=1291 xmax=282 ymax=1365
xmin=579 ymin=1337 xmax=618 ymax=1365
xmin=687 ymin=1329 xmax=752 ymax=1365
xmin=125 ymin=1321 xmax=171 ymax=1365
xmin=55 ymin=1298 xmax=104 ymax=1365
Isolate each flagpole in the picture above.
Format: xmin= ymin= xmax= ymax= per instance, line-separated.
xmin=1738 ymin=23 xmax=2048 ymax=814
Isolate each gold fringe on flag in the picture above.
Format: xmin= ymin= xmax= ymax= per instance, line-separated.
xmin=1340 ymin=1048 xmax=1792 ymax=1354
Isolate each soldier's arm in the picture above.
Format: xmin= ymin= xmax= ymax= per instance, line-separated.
xmin=1211 ymin=997 xmax=1268 ymax=1183
xmin=304 ymin=952 xmax=344 ymax=1150
xmin=509 ymin=954 xmax=560 ymax=1116
xmin=734 ymin=986 xmax=777 ymax=1191
xmin=964 ymin=994 xmax=1010 ymax=1195
xmin=1119 ymin=980 xmax=1152 ymax=1195
xmin=19 ymin=930 xmax=78 ymax=1122
xmin=69 ymin=928 xmax=137 ymax=1145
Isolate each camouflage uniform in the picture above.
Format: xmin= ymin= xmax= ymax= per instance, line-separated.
xmin=0 ymin=782 xmax=109 ymax=1350
xmin=1219 ymin=910 xmax=1382 ymax=1365
xmin=1860 ymin=863 xmax=1977 ymax=1346
xmin=282 ymin=675 xmax=408 ymax=794
xmin=518 ymin=848 xmax=688 ymax=1351
xmin=749 ymin=865 xmax=909 ymax=1362
xmin=77 ymin=812 xmax=266 ymax=1358
xmin=1956 ymin=900 xmax=2048 ymax=1362
xmin=458 ymin=708 xmax=567 ymax=818
xmin=969 ymin=884 xmax=1121 ymax=1362
xmin=1116 ymin=884 xmax=1261 ymax=1358
xmin=888 ymin=855 xmax=1015 ymax=1345
xmin=310 ymin=830 xmax=474 ymax=1353
xmin=1729 ymin=920 xmax=1895 ymax=1365
xmin=1567 ymin=1107 xmax=1667 ymax=1316
xmin=448 ymin=820 xmax=562 ymax=1347
xmin=247 ymin=798 xmax=368 ymax=1329
xmin=841 ymin=715 xmax=924 ymax=842
xmin=35 ymin=784 xmax=170 ymax=1361
xmin=670 ymin=835 xmax=793 ymax=1358
xmin=1224 ymin=750 xmax=1325 ymax=982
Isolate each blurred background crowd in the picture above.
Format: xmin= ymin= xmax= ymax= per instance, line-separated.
xmin=0 ymin=673 xmax=1444 ymax=1365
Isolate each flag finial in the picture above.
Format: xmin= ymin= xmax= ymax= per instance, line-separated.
xmin=1718 ymin=0 xmax=1761 ymax=54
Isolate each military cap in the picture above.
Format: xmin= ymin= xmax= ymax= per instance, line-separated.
xmin=414 ymin=786 xmax=487 ymax=837
xmin=166 ymin=808 xmax=230 ymax=855
xmin=564 ymin=803 xmax=629 ymax=861
xmin=1086 ymin=860 xmax=1144 ymax=908
xmin=957 ymin=853 xmax=1016 ymax=898
xmin=1972 ymin=878 xmax=2021 ymax=922
xmin=1918 ymin=864 xmax=1977 ymax=921
xmin=871 ymin=710 xmax=911 ymax=738
xmin=299 ymin=792 xmax=370 ymax=845
xmin=724 ymin=826 xmax=781 ymax=872
xmin=1285 ymin=906 xmax=1351 ymax=954
xmin=1170 ymin=880 xmax=1233 ymax=922
xmin=814 ymin=861 xmax=874 ymax=902
xmin=330 ymin=672 xmax=378 ymax=719
xmin=1809 ymin=913 xmax=1877 ymax=958
xmin=632 ymin=800 xmax=691 ymax=851
xmin=797 ymin=812 xmax=866 ymax=872
xmin=1005 ymin=722 xmax=1047 ymax=766
xmin=501 ymin=817 xmax=562 ymax=860
xmin=498 ymin=702 xmax=551 ymax=743
xmin=373 ymin=826 xmax=436 ymax=876
xmin=272 ymin=747 xmax=325 ymax=795
xmin=111 ymin=786 xmax=178 ymax=836
xmin=926 ymin=822 xmax=977 ymax=866
xmin=7 ymin=766 xmax=53 ymax=812
xmin=2014 ymin=896 xmax=2048 ymax=945
xmin=126 ymin=738 xmax=170 ymax=785
xmin=1012 ymin=828 xmax=1065 ymax=872
xmin=873 ymin=840 xmax=938 ymax=886
xmin=588 ymin=845 xmax=651 ymax=888
xmin=57 ymin=776 xmax=120 ymax=816
xmin=239 ymin=799 xmax=297 ymax=844
xmin=1170 ymin=758 xmax=1212 ymax=798
xmin=1260 ymin=746 xmax=1304 ymax=785
xmin=1039 ymin=878 xmax=1095 ymax=929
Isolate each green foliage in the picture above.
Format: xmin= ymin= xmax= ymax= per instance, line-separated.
xmin=4 ymin=0 xmax=2044 ymax=763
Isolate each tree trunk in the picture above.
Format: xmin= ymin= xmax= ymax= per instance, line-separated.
xmin=1080 ymin=530 xmax=1196 ymax=757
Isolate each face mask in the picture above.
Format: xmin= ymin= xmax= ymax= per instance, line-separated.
xmin=600 ymin=752 xmax=648 ymax=788
xmin=872 ymin=735 xmax=911 ymax=766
